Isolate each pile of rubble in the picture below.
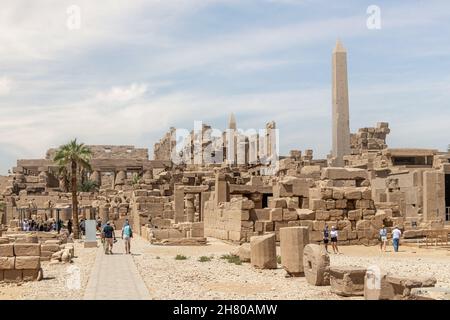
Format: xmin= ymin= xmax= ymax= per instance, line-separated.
xmin=232 ymin=226 xmax=445 ymax=300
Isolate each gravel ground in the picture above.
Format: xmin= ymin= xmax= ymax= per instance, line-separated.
xmin=0 ymin=241 xmax=98 ymax=300
xmin=133 ymin=237 xmax=339 ymax=300
xmin=133 ymin=237 xmax=450 ymax=300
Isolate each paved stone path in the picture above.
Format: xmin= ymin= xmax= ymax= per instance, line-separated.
xmin=83 ymin=238 xmax=151 ymax=300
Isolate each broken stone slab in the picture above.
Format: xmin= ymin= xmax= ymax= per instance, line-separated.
xmin=232 ymin=243 xmax=250 ymax=262
xmin=410 ymin=287 xmax=450 ymax=300
xmin=330 ymin=266 xmax=367 ymax=296
xmin=250 ymin=233 xmax=277 ymax=269
xmin=386 ymin=276 xmax=437 ymax=299
xmin=303 ymin=244 xmax=330 ymax=286
xmin=321 ymin=167 xmax=368 ymax=180
xmin=280 ymin=227 xmax=309 ymax=276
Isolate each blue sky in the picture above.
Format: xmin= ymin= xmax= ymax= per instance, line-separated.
xmin=1 ymin=0 xmax=450 ymax=174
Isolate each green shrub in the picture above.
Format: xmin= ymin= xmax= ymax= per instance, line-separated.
xmin=198 ymin=256 xmax=212 ymax=262
xmin=277 ymin=255 xmax=281 ymax=264
xmin=175 ymin=254 xmax=188 ymax=260
xmin=220 ymin=254 xmax=242 ymax=265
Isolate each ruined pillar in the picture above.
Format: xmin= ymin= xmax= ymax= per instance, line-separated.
xmin=423 ymin=171 xmax=446 ymax=222
xmin=280 ymin=226 xmax=309 ymax=276
xmin=214 ymin=173 xmax=229 ymax=206
xmin=331 ymin=40 xmax=351 ymax=167
xmin=174 ymin=185 xmax=185 ymax=223
xmin=114 ymin=170 xmax=126 ymax=189
xmin=303 ymin=244 xmax=330 ymax=286
xmin=185 ymin=193 xmax=195 ymax=223
xmin=89 ymin=171 xmax=101 ymax=186
xmin=143 ymin=170 xmax=153 ymax=183
xmin=250 ymin=233 xmax=277 ymax=269
xmin=99 ymin=205 xmax=109 ymax=224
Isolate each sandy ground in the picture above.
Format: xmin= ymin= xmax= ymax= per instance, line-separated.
xmin=0 ymin=241 xmax=97 ymax=300
xmin=132 ymin=237 xmax=450 ymax=300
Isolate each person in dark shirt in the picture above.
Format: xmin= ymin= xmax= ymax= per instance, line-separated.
xmin=323 ymin=225 xmax=330 ymax=253
xmin=67 ymin=219 xmax=73 ymax=235
xmin=102 ymin=221 xmax=116 ymax=254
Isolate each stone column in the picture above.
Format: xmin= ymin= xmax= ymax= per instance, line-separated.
xmin=280 ymin=226 xmax=309 ymax=276
xmin=174 ymin=185 xmax=185 ymax=223
xmin=185 ymin=194 xmax=195 ymax=223
xmin=214 ymin=173 xmax=229 ymax=206
xmin=115 ymin=170 xmax=126 ymax=189
xmin=423 ymin=171 xmax=445 ymax=222
xmin=250 ymin=233 xmax=277 ymax=269
xmin=90 ymin=171 xmax=101 ymax=186
xmin=143 ymin=170 xmax=153 ymax=183
xmin=332 ymin=40 xmax=351 ymax=167
xmin=99 ymin=205 xmax=109 ymax=224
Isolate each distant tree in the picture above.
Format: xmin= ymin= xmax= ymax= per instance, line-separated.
xmin=78 ymin=180 xmax=98 ymax=192
xmin=131 ymin=173 xmax=142 ymax=187
xmin=53 ymin=139 xmax=92 ymax=239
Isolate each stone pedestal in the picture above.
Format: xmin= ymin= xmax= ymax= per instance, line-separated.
xmin=250 ymin=233 xmax=277 ymax=269
xmin=303 ymin=244 xmax=330 ymax=286
xmin=280 ymin=226 xmax=309 ymax=276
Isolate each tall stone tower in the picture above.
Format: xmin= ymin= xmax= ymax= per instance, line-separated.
xmin=331 ymin=40 xmax=351 ymax=167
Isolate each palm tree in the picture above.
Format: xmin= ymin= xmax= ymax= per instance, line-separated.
xmin=53 ymin=139 xmax=92 ymax=239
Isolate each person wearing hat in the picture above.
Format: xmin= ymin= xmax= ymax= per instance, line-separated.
xmin=330 ymin=226 xmax=340 ymax=254
xmin=102 ymin=221 xmax=116 ymax=254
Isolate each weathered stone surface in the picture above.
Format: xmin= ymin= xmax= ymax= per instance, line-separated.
xmin=3 ymin=269 xmax=22 ymax=282
xmin=268 ymin=198 xmax=287 ymax=209
xmin=15 ymin=256 xmax=41 ymax=270
xmin=410 ymin=287 xmax=450 ymax=300
xmin=280 ymin=227 xmax=309 ymax=276
xmin=250 ymin=234 xmax=277 ymax=269
xmin=234 ymin=243 xmax=251 ymax=262
xmin=0 ymin=257 xmax=15 ymax=270
xmin=269 ymin=208 xmax=283 ymax=221
xmin=296 ymin=209 xmax=315 ymax=220
xmin=386 ymin=276 xmax=437 ymax=299
xmin=344 ymin=188 xmax=362 ymax=200
xmin=303 ymin=244 xmax=330 ymax=286
xmin=22 ymin=268 xmax=43 ymax=281
xmin=315 ymin=210 xmax=330 ymax=221
xmin=330 ymin=266 xmax=366 ymax=296
xmin=282 ymin=209 xmax=299 ymax=221
xmin=14 ymin=243 xmax=41 ymax=256
xmin=0 ymin=244 xmax=14 ymax=257
xmin=321 ymin=168 xmax=368 ymax=180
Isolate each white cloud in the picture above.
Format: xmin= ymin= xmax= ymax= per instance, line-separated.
xmin=95 ymin=83 xmax=149 ymax=102
xmin=0 ymin=77 xmax=13 ymax=96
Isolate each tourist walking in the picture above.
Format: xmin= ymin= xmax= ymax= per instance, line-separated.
xmin=379 ymin=225 xmax=388 ymax=252
xmin=67 ymin=219 xmax=73 ymax=235
xmin=102 ymin=221 xmax=116 ymax=254
xmin=79 ymin=219 xmax=86 ymax=236
xmin=122 ymin=220 xmax=133 ymax=254
xmin=392 ymin=226 xmax=402 ymax=252
xmin=330 ymin=226 xmax=340 ymax=254
xmin=323 ymin=225 xmax=330 ymax=253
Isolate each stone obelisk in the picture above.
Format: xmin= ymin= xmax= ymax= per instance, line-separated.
xmin=331 ymin=40 xmax=351 ymax=167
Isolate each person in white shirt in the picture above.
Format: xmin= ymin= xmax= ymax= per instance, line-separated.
xmin=392 ymin=226 xmax=402 ymax=252
xmin=330 ymin=226 xmax=340 ymax=254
